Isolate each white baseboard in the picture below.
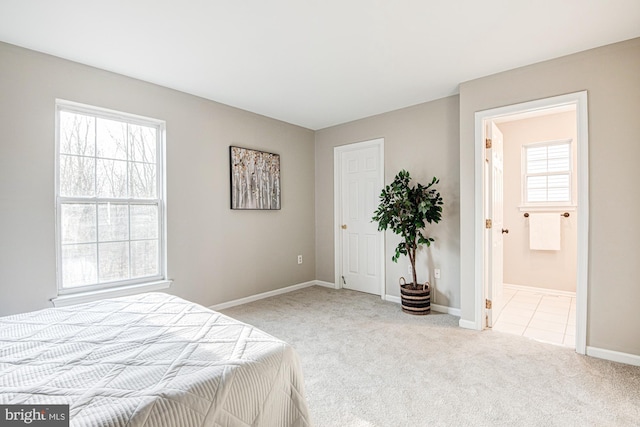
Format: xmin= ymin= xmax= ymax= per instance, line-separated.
xmin=384 ymin=295 xmax=401 ymax=304
xmin=586 ymin=346 xmax=640 ymax=367
xmin=210 ymin=280 xmax=317 ymax=311
xmin=504 ymin=283 xmax=576 ymax=298
xmin=315 ymin=280 xmax=338 ymax=289
xmin=433 ymin=304 xmax=461 ymax=316
xmin=210 ymin=281 xmax=463 ymax=318
xmin=459 ymin=319 xmax=479 ymax=330
xmin=384 ymin=294 xmax=460 ymax=316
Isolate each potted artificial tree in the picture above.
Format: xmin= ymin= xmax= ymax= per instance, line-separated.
xmin=372 ymin=170 xmax=443 ymax=315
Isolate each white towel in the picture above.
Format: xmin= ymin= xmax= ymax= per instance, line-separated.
xmin=529 ymin=213 xmax=561 ymax=250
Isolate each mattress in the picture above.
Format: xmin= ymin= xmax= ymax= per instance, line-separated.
xmin=0 ymin=292 xmax=311 ymax=427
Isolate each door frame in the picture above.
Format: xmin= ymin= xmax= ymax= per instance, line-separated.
xmin=473 ymin=91 xmax=589 ymax=355
xmin=333 ymin=138 xmax=385 ymax=297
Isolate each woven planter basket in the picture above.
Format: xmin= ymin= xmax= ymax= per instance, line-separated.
xmin=399 ymin=277 xmax=431 ymax=315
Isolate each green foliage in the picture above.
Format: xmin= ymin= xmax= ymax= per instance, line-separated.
xmin=372 ymin=170 xmax=443 ymax=288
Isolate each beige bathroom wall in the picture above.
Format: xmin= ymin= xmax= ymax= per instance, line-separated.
xmin=498 ymin=111 xmax=577 ymax=292
xmin=315 ymin=96 xmax=460 ymax=307
xmin=0 ymin=42 xmax=316 ymax=316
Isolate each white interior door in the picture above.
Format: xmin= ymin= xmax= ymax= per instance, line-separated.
xmin=339 ymin=143 xmax=382 ymax=295
xmin=487 ymin=121 xmax=504 ymax=327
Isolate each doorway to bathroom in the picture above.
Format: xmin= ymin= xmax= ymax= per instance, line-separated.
xmin=476 ymin=92 xmax=589 ymax=354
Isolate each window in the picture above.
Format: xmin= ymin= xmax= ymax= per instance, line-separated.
xmin=56 ymin=100 xmax=166 ymax=294
xmin=523 ymin=140 xmax=572 ymax=205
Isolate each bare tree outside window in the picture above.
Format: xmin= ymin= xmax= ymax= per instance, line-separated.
xmin=57 ymin=104 xmax=164 ymax=291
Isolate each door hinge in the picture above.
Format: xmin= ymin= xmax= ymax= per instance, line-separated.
xmin=485 ymin=299 xmax=492 ymax=309
xmin=485 ymin=219 xmax=492 ymax=229
xmin=485 ymin=138 xmax=492 ymax=149
xmin=341 ymin=275 xmax=346 ymax=285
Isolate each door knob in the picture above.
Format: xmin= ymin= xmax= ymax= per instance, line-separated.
xmin=341 ymin=224 xmax=347 ymax=229
xmin=501 ymin=228 xmax=509 ymax=234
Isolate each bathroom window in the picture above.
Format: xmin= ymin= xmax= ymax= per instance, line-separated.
xmin=522 ymin=139 xmax=572 ymax=204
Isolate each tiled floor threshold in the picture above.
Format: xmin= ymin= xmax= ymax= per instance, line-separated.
xmin=492 ymin=284 xmax=576 ymax=348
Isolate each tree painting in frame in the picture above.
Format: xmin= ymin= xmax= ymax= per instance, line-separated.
xmin=230 ymin=146 xmax=281 ymax=210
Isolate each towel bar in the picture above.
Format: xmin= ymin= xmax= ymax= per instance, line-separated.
xmin=523 ymin=212 xmax=570 ymax=218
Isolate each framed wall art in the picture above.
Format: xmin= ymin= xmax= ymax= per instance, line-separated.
xmin=230 ymin=146 xmax=281 ymax=210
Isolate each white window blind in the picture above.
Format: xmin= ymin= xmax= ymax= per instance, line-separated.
xmin=524 ymin=141 xmax=572 ymax=204
xmin=56 ymin=101 xmax=166 ymax=293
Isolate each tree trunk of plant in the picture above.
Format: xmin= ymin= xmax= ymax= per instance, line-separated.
xmin=407 ymin=242 xmax=418 ymax=289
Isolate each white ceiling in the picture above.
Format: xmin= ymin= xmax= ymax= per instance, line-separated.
xmin=1 ymin=1 xmax=639 ymax=130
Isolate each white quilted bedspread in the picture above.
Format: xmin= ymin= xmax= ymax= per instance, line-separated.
xmin=0 ymin=293 xmax=311 ymax=427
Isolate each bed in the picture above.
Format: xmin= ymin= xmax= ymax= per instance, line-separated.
xmin=0 ymin=292 xmax=311 ymax=426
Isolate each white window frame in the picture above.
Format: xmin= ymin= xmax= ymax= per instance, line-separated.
xmin=521 ymin=138 xmax=575 ymax=209
xmin=53 ymin=100 xmax=169 ymax=304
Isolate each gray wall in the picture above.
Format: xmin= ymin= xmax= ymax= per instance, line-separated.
xmin=315 ymin=96 xmax=460 ymax=307
xmin=0 ymin=42 xmax=316 ymax=316
xmin=2 ymin=36 xmax=639 ymax=359
xmin=459 ymin=38 xmax=640 ymax=355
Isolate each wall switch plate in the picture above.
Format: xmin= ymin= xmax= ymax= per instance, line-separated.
xmin=434 ymin=268 xmax=441 ymax=279
xmin=297 ymin=255 xmax=303 ymax=264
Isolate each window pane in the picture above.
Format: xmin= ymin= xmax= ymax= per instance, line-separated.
xmin=59 ymin=112 xmax=95 ymax=156
xmin=129 ymin=162 xmax=157 ymax=199
xmin=98 ymin=242 xmax=129 ymax=282
xmin=526 ymin=146 xmax=546 ymax=162
xmin=97 ymin=159 xmax=128 ymax=198
xmin=60 ymin=154 xmax=95 ymax=197
xmin=96 ymin=118 xmax=127 ymax=160
xmin=527 ymin=145 xmax=547 ymax=174
xmin=131 ymin=205 xmax=158 ymax=240
xmin=61 ymin=204 xmax=96 ymax=244
xmin=129 ymin=125 xmax=156 ymax=163
xmin=548 ymin=174 xmax=570 ymax=188
xmin=527 ymin=176 xmax=547 ymax=202
xmin=131 ymin=240 xmax=158 ymax=278
xmin=547 ymin=174 xmax=570 ymax=202
xmin=62 ymin=244 xmax=97 ymax=287
xmin=527 ymin=159 xmax=548 ymax=174
xmin=527 ymin=188 xmax=547 ymax=202
xmin=527 ymin=176 xmax=547 ymax=189
xmin=548 ymin=157 xmax=569 ymax=172
xmin=548 ymin=188 xmax=570 ymax=202
xmin=98 ymin=203 xmax=129 ymax=242
xmin=548 ymin=144 xmax=569 ymax=158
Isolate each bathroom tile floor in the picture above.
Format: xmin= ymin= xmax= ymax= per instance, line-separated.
xmin=492 ymin=285 xmax=576 ymax=347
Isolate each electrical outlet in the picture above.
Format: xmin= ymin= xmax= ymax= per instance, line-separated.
xmin=434 ymin=268 xmax=441 ymax=279
xmin=297 ymin=255 xmax=303 ymax=264
xmin=408 ymin=264 xmax=413 ymax=276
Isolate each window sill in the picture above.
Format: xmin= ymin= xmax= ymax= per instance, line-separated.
xmin=50 ymin=280 xmax=172 ymax=307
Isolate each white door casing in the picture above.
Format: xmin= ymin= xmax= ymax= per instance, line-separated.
xmin=470 ymin=91 xmax=589 ymax=355
xmin=486 ymin=121 xmax=504 ymax=327
xmin=334 ymin=139 xmax=384 ymax=296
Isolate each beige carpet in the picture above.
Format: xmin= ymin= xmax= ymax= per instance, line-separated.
xmin=221 ymin=286 xmax=640 ymax=426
